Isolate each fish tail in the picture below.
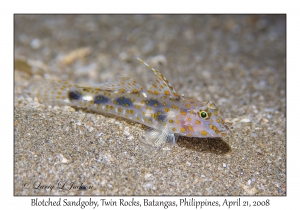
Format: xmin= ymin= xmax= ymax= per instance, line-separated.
xmin=28 ymin=78 xmax=73 ymax=106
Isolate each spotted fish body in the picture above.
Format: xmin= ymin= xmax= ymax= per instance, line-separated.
xmin=29 ymin=58 xmax=230 ymax=146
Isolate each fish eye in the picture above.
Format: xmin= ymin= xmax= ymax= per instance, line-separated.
xmin=198 ymin=110 xmax=209 ymax=119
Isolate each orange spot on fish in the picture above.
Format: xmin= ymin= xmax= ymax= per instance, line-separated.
xmin=201 ymin=130 xmax=207 ymax=136
xmin=164 ymin=90 xmax=170 ymax=95
xmin=187 ymin=126 xmax=194 ymax=131
xmin=180 ymin=110 xmax=186 ymax=116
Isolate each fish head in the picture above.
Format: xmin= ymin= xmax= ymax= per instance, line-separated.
xmin=182 ymin=100 xmax=230 ymax=138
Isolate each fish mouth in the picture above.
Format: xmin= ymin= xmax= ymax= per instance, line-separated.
xmin=224 ymin=124 xmax=230 ymax=130
xmin=219 ymin=124 xmax=230 ymax=133
xmin=217 ymin=124 xmax=230 ymax=136
xmin=219 ymin=129 xmax=230 ymax=137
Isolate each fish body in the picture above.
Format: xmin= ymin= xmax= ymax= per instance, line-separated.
xmin=29 ymin=58 xmax=230 ymax=146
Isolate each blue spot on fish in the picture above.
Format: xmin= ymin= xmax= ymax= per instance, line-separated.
xmin=153 ymin=111 xmax=167 ymax=122
xmin=146 ymin=99 xmax=161 ymax=107
xmin=94 ymin=95 xmax=109 ymax=104
xmin=157 ymin=113 xmax=167 ymax=122
xmin=116 ymin=97 xmax=133 ymax=107
xmin=69 ymin=91 xmax=82 ymax=100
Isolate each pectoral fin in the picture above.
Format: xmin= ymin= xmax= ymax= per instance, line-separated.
xmin=144 ymin=126 xmax=178 ymax=147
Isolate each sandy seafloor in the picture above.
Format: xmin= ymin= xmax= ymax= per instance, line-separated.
xmin=14 ymin=15 xmax=286 ymax=195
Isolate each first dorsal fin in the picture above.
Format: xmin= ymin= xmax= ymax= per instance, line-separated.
xmin=136 ymin=57 xmax=180 ymax=99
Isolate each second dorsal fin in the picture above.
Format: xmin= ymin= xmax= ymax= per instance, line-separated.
xmin=97 ymin=75 xmax=144 ymax=94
